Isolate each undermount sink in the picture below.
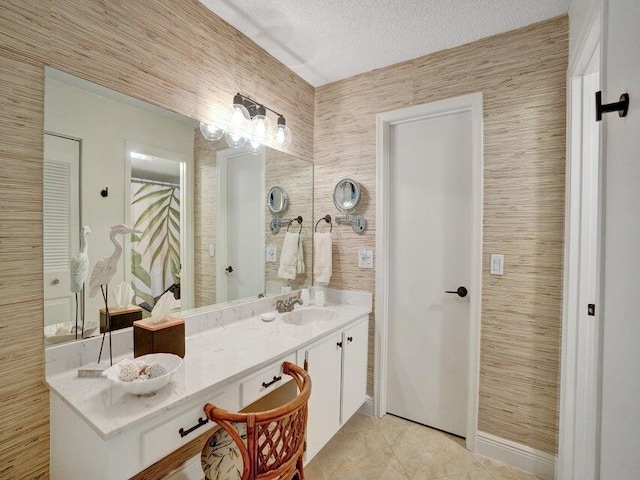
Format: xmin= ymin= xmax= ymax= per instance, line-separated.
xmin=281 ymin=308 xmax=339 ymax=326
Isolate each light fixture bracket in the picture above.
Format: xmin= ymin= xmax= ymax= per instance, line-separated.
xmin=234 ymin=92 xmax=284 ymax=123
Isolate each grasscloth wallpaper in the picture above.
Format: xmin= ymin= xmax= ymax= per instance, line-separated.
xmin=0 ymin=1 xmax=313 ymax=477
xmin=1 ymin=2 xmax=567 ymax=476
xmin=314 ymin=16 xmax=568 ymax=454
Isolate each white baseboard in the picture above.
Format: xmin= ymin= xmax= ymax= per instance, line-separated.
xmin=163 ymin=454 xmax=203 ymax=480
xmin=476 ymin=431 xmax=556 ymax=480
xmin=357 ymin=395 xmax=374 ymax=416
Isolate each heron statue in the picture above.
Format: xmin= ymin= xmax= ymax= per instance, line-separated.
xmin=70 ymin=225 xmax=91 ymax=339
xmin=88 ymin=224 xmax=140 ymax=364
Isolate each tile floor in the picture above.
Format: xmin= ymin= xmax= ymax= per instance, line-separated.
xmin=304 ymin=414 xmax=541 ymax=480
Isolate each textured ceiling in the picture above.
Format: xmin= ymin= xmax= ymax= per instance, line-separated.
xmin=198 ymin=0 xmax=569 ymax=87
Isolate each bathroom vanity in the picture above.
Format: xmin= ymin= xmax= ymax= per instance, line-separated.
xmin=46 ymin=290 xmax=371 ymax=480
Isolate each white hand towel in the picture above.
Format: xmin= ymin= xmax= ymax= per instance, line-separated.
xmin=278 ymin=232 xmax=300 ymax=280
xmin=297 ymin=233 xmax=305 ymax=274
xmin=314 ymin=232 xmax=332 ymax=284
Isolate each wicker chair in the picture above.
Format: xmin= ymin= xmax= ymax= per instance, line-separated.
xmin=201 ymin=361 xmax=312 ymax=480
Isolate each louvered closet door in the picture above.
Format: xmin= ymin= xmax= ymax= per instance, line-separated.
xmin=43 ymin=134 xmax=81 ymax=327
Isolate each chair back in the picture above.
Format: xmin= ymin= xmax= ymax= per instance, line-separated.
xmin=203 ymin=361 xmax=311 ymax=480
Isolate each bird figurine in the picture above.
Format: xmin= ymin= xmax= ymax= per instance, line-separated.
xmin=89 ymin=224 xmax=140 ymax=365
xmin=70 ymin=225 xmax=91 ymax=339
xmin=70 ymin=225 xmax=92 ymax=293
xmin=88 ymin=224 xmax=140 ymax=298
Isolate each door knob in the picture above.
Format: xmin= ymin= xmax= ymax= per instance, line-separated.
xmin=445 ymin=286 xmax=468 ymax=298
xmin=225 ymin=266 xmax=233 ymax=273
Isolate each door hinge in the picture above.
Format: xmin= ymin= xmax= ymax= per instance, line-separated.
xmin=588 ymin=303 xmax=596 ymax=316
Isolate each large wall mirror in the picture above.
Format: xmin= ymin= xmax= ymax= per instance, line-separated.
xmin=43 ymin=68 xmax=313 ymax=345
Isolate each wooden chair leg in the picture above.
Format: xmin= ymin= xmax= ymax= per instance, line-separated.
xmin=296 ymin=455 xmax=305 ymax=480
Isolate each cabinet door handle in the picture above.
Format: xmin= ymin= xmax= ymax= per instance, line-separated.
xmin=178 ymin=417 xmax=208 ymax=438
xmin=347 ymin=336 xmax=353 ymax=342
xmin=337 ymin=341 xmax=343 ymax=348
xmin=262 ymin=375 xmax=282 ymax=388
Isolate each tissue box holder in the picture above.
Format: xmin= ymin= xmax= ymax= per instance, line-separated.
xmin=100 ymin=305 xmax=143 ymax=333
xmin=133 ymin=316 xmax=185 ymax=358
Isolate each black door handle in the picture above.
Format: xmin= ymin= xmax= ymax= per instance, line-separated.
xmin=445 ymin=286 xmax=468 ymax=298
xmin=225 ymin=266 xmax=233 ymax=273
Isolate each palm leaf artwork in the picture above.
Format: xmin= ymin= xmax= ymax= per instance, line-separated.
xmin=130 ymin=182 xmax=180 ymax=306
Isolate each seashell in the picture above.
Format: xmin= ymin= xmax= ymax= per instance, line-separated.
xmin=147 ymin=363 xmax=167 ymax=378
xmin=119 ymin=362 xmax=142 ymax=382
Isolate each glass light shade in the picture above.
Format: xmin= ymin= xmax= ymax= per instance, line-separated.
xmin=199 ymin=121 xmax=224 ymax=141
xmin=247 ymin=139 xmax=265 ymax=156
xmin=250 ymin=114 xmax=272 ymax=144
xmin=224 ymin=130 xmax=247 ymax=149
xmin=275 ymin=124 xmax=292 ymax=149
xmin=231 ymin=103 xmax=250 ymax=128
xmin=226 ymin=102 xmax=250 ymax=147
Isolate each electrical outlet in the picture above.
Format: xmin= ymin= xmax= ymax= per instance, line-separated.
xmin=358 ymin=248 xmax=374 ymax=269
xmin=266 ymin=245 xmax=277 ymax=262
xmin=208 ymin=244 xmax=215 ymax=257
xmin=490 ymin=254 xmax=504 ymax=275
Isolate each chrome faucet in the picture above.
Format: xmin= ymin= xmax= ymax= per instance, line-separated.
xmin=276 ymin=296 xmax=303 ymax=313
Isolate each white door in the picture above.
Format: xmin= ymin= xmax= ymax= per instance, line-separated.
xmin=43 ymin=134 xmax=81 ymax=327
xmin=386 ymin=111 xmax=472 ymax=437
xmin=217 ymin=150 xmax=265 ymax=302
xmin=599 ymin=1 xmax=640 ymax=477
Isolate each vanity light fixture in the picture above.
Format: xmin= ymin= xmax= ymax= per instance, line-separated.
xmin=199 ymin=93 xmax=292 ymax=152
xmin=275 ymin=115 xmax=292 ymax=149
xmin=199 ymin=121 xmax=224 ymax=141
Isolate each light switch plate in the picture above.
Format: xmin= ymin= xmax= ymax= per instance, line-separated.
xmin=208 ymin=244 xmax=215 ymax=257
xmin=266 ymin=245 xmax=277 ymax=262
xmin=490 ymin=254 xmax=504 ymax=275
xmin=358 ymin=248 xmax=374 ymax=269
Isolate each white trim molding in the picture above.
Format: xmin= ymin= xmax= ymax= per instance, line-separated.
xmin=477 ymin=432 xmax=557 ymax=480
xmin=374 ymin=92 xmax=484 ymax=452
xmin=357 ymin=395 xmax=374 ymax=417
xmin=558 ymin=6 xmax=603 ymax=480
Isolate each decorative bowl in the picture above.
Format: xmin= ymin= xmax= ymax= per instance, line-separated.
xmin=44 ymin=321 xmax=99 ymax=344
xmin=102 ymin=353 xmax=183 ymax=395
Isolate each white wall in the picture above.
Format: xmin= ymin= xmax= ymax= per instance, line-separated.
xmin=44 ymin=77 xmax=194 ymax=328
xmin=599 ymin=0 xmax=640 ymax=477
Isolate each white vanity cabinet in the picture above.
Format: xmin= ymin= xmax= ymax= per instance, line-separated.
xmin=50 ymin=383 xmax=240 ymax=480
xmin=340 ymin=317 xmax=369 ymax=422
xmin=47 ymin=299 xmax=373 ymax=480
xmin=303 ymin=315 xmax=369 ymax=461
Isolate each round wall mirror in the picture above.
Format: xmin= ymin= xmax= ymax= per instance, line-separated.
xmin=333 ymin=178 xmax=361 ymax=213
xmin=267 ymin=186 xmax=288 ymax=215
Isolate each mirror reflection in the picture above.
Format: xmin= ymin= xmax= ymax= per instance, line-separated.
xmin=333 ymin=178 xmax=361 ymax=212
xmin=267 ymin=186 xmax=288 ymax=215
xmin=43 ymin=68 xmax=313 ymax=345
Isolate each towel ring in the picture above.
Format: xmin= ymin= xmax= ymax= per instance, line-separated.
xmin=287 ymin=216 xmax=303 ymax=233
xmin=315 ymin=215 xmax=333 ymax=233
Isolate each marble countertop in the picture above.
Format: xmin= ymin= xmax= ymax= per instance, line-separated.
xmin=45 ymin=303 xmax=370 ymax=440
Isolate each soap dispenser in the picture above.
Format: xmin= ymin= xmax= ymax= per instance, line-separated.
xmin=315 ymin=286 xmax=325 ymax=307
xmin=300 ymin=287 xmax=310 ymax=306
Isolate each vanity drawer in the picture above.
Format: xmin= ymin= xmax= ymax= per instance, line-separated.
xmin=240 ymin=353 xmax=296 ymax=408
xmin=141 ymin=384 xmax=239 ymax=465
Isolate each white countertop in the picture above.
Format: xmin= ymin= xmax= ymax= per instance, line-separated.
xmin=46 ymin=303 xmax=370 ymax=440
